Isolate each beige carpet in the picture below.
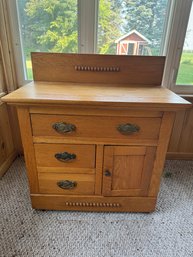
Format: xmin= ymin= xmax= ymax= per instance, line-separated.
xmin=0 ymin=157 xmax=193 ymax=257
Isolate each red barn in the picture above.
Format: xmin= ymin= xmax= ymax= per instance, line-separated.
xmin=115 ymin=30 xmax=151 ymax=55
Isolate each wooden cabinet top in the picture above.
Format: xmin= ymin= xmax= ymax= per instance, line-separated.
xmin=3 ymin=81 xmax=190 ymax=110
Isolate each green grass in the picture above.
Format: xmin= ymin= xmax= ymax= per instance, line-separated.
xmin=176 ymin=52 xmax=193 ymax=85
xmin=26 ymin=60 xmax=33 ymax=80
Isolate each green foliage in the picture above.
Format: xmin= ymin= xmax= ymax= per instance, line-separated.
xmin=98 ymin=0 xmax=168 ymax=54
xmin=123 ymin=0 xmax=168 ymax=53
xmin=21 ymin=0 xmax=192 ymax=86
xmin=98 ymin=0 xmax=123 ymax=54
xmin=19 ymin=0 xmax=168 ymax=58
xmin=17 ymin=0 xmax=78 ymax=57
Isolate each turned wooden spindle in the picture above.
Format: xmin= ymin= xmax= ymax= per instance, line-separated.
xmin=74 ymin=65 xmax=120 ymax=72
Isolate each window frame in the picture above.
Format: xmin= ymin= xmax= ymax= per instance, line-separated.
xmin=0 ymin=0 xmax=17 ymax=93
xmin=7 ymin=0 xmax=29 ymax=86
xmin=6 ymin=0 xmax=193 ymax=95
xmin=6 ymin=0 xmax=100 ymax=86
xmin=163 ymin=0 xmax=193 ymax=94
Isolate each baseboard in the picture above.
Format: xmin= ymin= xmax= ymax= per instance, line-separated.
xmin=167 ymin=152 xmax=193 ymax=160
xmin=0 ymin=151 xmax=17 ymax=178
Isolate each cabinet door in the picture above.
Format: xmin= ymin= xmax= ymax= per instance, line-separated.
xmin=102 ymin=146 xmax=156 ymax=197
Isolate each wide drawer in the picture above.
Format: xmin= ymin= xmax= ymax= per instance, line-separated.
xmin=34 ymin=144 xmax=95 ymax=168
xmin=31 ymin=114 xmax=161 ymax=140
xmin=38 ymin=173 xmax=95 ymax=195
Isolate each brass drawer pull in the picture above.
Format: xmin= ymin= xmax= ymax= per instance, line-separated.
xmin=55 ymin=152 xmax=76 ymax=162
xmin=117 ymin=123 xmax=140 ymax=135
xmin=57 ymin=180 xmax=77 ymax=189
xmin=52 ymin=122 xmax=76 ymax=134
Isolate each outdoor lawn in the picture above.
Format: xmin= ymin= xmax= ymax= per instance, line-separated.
xmin=177 ymin=52 xmax=193 ymax=85
xmin=26 ymin=52 xmax=193 ymax=85
xmin=26 ymin=60 xmax=33 ymax=80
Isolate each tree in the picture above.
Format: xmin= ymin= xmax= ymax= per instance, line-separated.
xmin=21 ymin=0 xmax=123 ymax=55
xmin=17 ymin=0 xmax=78 ymax=56
xmin=24 ymin=0 xmax=78 ymax=53
xmin=97 ymin=0 xmax=123 ymax=54
xmin=18 ymin=0 xmax=168 ymax=57
xmin=17 ymin=0 xmax=35 ymax=57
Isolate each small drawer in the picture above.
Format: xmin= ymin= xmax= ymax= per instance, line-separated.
xmin=34 ymin=144 xmax=95 ymax=169
xmin=31 ymin=114 xmax=161 ymax=140
xmin=38 ymin=173 xmax=95 ymax=195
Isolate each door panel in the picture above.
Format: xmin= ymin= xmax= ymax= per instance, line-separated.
xmin=103 ymin=146 xmax=156 ymax=197
xmin=112 ymin=155 xmax=144 ymax=190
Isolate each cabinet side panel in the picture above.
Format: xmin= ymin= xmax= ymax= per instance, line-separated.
xmin=0 ymin=102 xmax=16 ymax=177
xmin=141 ymin=147 xmax=156 ymax=189
xmin=17 ymin=107 xmax=39 ymax=193
xmin=148 ymin=112 xmax=175 ymax=197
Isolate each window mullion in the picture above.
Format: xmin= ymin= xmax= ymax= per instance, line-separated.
xmin=78 ymin=0 xmax=98 ymax=53
xmin=161 ymin=0 xmax=173 ymax=56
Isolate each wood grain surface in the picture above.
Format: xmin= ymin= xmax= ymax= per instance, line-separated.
xmin=31 ymin=114 xmax=161 ymax=140
xmin=2 ymin=82 xmax=191 ymax=110
xmin=31 ymin=52 xmax=165 ymax=85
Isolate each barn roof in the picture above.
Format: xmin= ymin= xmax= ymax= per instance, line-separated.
xmin=115 ymin=30 xmax=151 ymax=44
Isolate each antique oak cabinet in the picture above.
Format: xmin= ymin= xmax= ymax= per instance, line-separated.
xmin=2 ymin=53 xmax=191 ymax=212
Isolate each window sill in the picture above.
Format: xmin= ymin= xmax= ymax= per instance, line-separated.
xmin=179 ymin=94 xmax=193 ymax=103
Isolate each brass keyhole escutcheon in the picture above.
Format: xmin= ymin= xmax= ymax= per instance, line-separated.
xmin=104 ymin=170 xmax=111 ymax=177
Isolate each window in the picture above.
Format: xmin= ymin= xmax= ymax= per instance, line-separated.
xmin=163 ymin=0 xmax=193 ymax=94
xmin=15 ymin=0 xmax=78 ymax=80
xmin=176 ymin=4 xmax=193 ymax=85
xmin=6 ymin=0 xmax=193 ymax=94
xmin=7 ymin=0 xmax=171 ymax=85
xmin=97 ymin=0 xmax=169 ymax=56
